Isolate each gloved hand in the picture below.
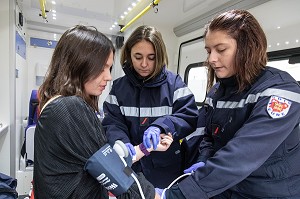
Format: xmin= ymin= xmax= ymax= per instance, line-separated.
xmin=155 ymin=188 xmax=166 ymax=199
xmin=143 ymin=126 xmax=161 ymax=150
xmin=125 ymin=143 xmax=136 ymax=158
xmin=183 ymin=161 xmax=205 ymax=173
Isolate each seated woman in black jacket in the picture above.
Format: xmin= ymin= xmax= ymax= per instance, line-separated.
xmin=33 ymin=25 xmax=170 ymax=199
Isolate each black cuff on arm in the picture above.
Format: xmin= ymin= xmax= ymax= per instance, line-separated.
xmin=197 ymin=155 xmax=208 ymax=163
xmin=150 ymin=124 xmax=165 ymax=134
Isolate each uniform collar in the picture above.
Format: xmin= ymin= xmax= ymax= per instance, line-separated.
xmin=219 ymin=76 xmax=237 ymax=87
xmin=123 ymin=62 xmax=167 ymax=87
xmin=218 ymin=76 xmax=238 ymax=96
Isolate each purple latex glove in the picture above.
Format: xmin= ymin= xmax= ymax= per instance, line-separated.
xmin=125 ymin=143 xmax=136 ymax=158
xmin=155 ymin=188 xmax=166 ymax=199
xmin=143 ymin=126 xmax=161 ymax=150
xmin=183 ymin=162 xmax=205 ymax=173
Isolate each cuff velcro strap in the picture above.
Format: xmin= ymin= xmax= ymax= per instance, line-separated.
xmin=139 ymin=143 xmax=150 ymax=156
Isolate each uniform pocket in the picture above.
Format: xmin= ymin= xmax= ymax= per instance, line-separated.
xmin=264 ymin=157 xmax=290 ymax=179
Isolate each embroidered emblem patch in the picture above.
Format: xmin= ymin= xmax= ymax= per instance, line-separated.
xmin=267 ymin=96 xmax=292 ymax=118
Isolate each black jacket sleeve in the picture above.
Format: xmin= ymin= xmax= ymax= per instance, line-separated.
xmin=165 ymin=184 xmax=186 ymax=199
xmin=117 ymin=173 xmax=155 ymax=199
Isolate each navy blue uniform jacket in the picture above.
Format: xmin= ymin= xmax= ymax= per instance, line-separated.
xmin=166 ymin=67 xmax=300 ymax=198
xmin=102 ymin=64 xmax=198 ymax=187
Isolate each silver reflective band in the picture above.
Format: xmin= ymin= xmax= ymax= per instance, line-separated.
xmin=260 ymin=88 xmax=300 ymax=102
xmin=120 ymin=106 xmax=172 ymax=117
xmin=173 ymin=87 xmax=193 ymax=103
xmin=105 ymin=94 xmax=119 ymax=106
xmin=206 ymin=97 xmax=213 ymax=107
xmin=105 ymin=94 xmax=173 ymax=117
xmin=206 ymin=88 xmax=300 ymax=109
xmin=105 ymin=87 xmax=193 ymax=117
xmin=185 ymin=127 xmax=205 ymax=141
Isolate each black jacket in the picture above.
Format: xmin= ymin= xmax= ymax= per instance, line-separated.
xmin=34 ymin=96 xmax=155 ymax=199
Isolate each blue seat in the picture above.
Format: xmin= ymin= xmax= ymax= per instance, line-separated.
xmin=20 ymin=90 xmax=39 ymax=167
xmin=27 ymin=89 xmax=39 ymax=126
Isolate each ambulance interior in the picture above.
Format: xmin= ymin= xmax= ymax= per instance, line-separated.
xmin=0 ymin=0 xmax=299 ymax=196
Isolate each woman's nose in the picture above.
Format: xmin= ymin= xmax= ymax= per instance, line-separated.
xmin=208 ymin=51 xmax=218 ymax=63
xmin=105 ymin=69 xmax=112 ymax=81
xmin=141 ymin=58 xmax=148 ymax=67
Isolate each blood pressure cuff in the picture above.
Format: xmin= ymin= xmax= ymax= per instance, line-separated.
xmin=84 ymin=144 xmax=134 ymax=196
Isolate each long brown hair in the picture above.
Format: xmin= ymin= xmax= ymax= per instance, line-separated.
xmin=39 ymin=25 xmax=115 ymax=111
xmin=120 ymin=25 xmax=168 ymax=80
xmin=204 ymin=10 xmax=268 ymax=92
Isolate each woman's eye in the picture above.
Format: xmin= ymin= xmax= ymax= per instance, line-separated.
xmin=148 ymin=56 xmax=155 ymax=60
xmin=217 ymin=49 xmax=225 ymax=53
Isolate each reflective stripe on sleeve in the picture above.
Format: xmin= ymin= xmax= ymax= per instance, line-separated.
xmin=105 ymin=94 xmax=119 ymax=106
xmin=173 ymin=87 xmax=193 ymax=103
xmin=185 ymin=127 xmax=205 ymax=141
xmin=207 ymin=88 xmax=300 ymax=109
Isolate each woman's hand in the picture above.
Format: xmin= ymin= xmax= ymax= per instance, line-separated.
xmin=154 ymin=133 xmax=173 ymax=151
xmin=155 ymin=192 xmax=161 ymax=199
xmin=133 ymin=133 xmax=173 ymax=163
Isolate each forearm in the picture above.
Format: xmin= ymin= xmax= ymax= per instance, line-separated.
xmin=133 ymin=133 xmax=173 ymax=163
xmin=132 ymin=144 xmax=153 ymax=163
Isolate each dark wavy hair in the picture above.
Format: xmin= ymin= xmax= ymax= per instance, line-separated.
xmin=204 ymin=10 xmax=268 ymax=92
xmin=120 ymin=25 xmax=168 ymax=80
xmin=39 ymin=25 xmax=115 ymax=110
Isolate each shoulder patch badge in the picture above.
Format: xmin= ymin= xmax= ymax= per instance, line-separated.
xmin=267 ymin=96 xmax=292 ymax=118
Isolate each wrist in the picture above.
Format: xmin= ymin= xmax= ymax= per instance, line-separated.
xmin=139 ymin=143 xmax=151 ymax=156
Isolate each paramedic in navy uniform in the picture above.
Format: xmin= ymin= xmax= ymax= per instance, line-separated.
xmin=102 ymin=25 xmax=198 ymax=188
xmin=157 ymin=9 xmax=300 ymax=198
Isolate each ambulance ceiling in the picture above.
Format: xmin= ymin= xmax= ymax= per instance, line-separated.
xmin=18 ymin=0 xmax=269 ymax=36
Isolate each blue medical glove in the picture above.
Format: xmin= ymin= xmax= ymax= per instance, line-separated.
xmin=143 ymin=126 xmax=161 ymax=150
xmin=155 ymin=188 xmax=166 ymax=199
xmin=183 ymin=161 xmax=205 ymax=173
xmin=125 ymin=143 xmax=136 ymax=158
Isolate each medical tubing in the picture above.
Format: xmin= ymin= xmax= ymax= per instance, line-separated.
xmin=120 ymin=157 xmax=146 ymax=199
xmin=131 ymin=173 xmax=146 ymax=199
xmin=161 ymin=173 xmax=192 ymax=198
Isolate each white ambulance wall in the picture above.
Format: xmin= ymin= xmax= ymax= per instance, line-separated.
xmin=0 ymin=0 xmax=12 ymax=175
xmin=26 ymin=30 xmax=55 ymax=100
xmin=176 ymin=27 xmax=206 ymax=78
xmin=27 ymin=47 xmax=53 ymax=94
xmin=158 ymin=26 xmax=179 ymax=73
xmin=15 ymin=49 xmax=28 ymax=171
xmin=252 ymin=0 xmax=300 ymax=52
